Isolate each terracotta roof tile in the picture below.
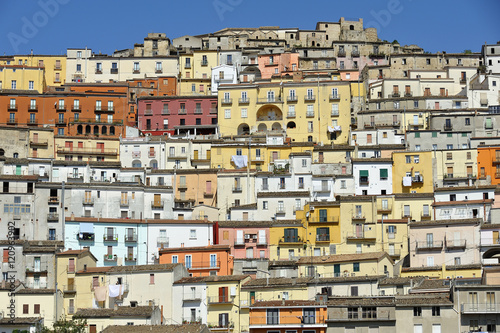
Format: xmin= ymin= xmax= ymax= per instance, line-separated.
xmin=102 ymin=324 xmax=209 ymax=333
xmin=74 ymin=306 xmax=154 ymax=318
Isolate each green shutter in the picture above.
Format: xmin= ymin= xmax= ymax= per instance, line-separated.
xmin=380 ymin=169 xmax=388 ymax=178
xmin=359 ymin=170 xmax=369 ymax=177
xmin=414 ymin=132 xmax=420 ymax=138
xmin=432 ymin=132 xmax=437 ymax=137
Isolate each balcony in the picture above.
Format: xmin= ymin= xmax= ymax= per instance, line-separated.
xmin=391 ymin=92 xmax=401 ymax=98
xmin=157 ymin=237 xmax=169 ymax=248
xmin=421 ymin=212 xmax=431 ymax=219
xmin=232 ymin=186 xmax=242 ymax=193
xmin=445 ymin=239 xmax=466 ymax=250
xmin=250 ymin=315 xmax=326 ymax=326
xmin=416 ymin=240 xmax=443 ymax=251
xmin=287 ymin=111 xmax=296 ymax=118
xmin=148 ymin=151 xmax=156 ymax=158
xmin=103 ymin=234 xmax=118 ymax=242
xmin=7 ymin=117 xmax=17 ymax=125
xmin=57 ymin=147 xmax=118 ymax=156
xmin=124 ymin=234 xmax=137 ymax=243
xmin=133 ymin=69 xmax=140 ymax=74
xmin=443 ymin=124 xmax=453 ymax=131
xmin=287 ymin=95 xmax=298 ymax=102
xmin=239 ymin=98 xmax=250 ymax=104
xmin=26 ymin=262 xmax=48 ymax=273
xmin=47 ymin=213 xmax=59 ymax=222
xmin=352 ymin=215 xmax=366 ymax=222
xmin=304 ymin=95 xmax=316 ymax=102
xmin=461 ymin=303 xmax=500 ymax=314
xmin=151 ymin=200 xmax=164 ymax=209
xmin=78 ymin=233 xmax=94 ymax=241
xmin=155 ymin=69 xmax=163 ymax=74
xmin=404 ymin=91 xmax=413 ymax=97
xmin=316 ymin=234 xmax=330 ymax=242
xmin=27 ymin=119 xmax=38 ymax=126
xmin=326 ymin=311 xmax=394 ymax=322
xmin=124 ymin=256 xmax=136 ymax=263
xmin=221 ymin=98 xmax=233 ymax=105
xmin=48 ymin=196 xmax=59 ymax=204
xmin=110 ymin=68 xmax=118 ymax=74
xmin=412 ymin=175 xmax=424 ymax=183
xmin=183 ymin=292 xmax=202 ymax=302
xmin=185 ymin=63 xmax=191 ymax=69
xmin=257 ymin=97 xmax=282 ymax=104
xmin=95 ymin=69 xmax=102 ymax=74
xmin=306 ymin=111 xmax=315 ymax=117
xmin=201 ymin=60 xmax=208 ymax=66
xmin=30 ymin=140 xmax=48 ymax=147
xmin=69 ymin=117 xmax=124 ymax=125
xmin=207 ymin=295 xmax=233 ymax=304
xmin=329 ymin=94 xmax=341 ymax=101
xmin=210 ymin=107 xmax=217 ymax=114
xmin=313 ymin=185 xmax=331 ymax=193
xmin=25 ymin=281 xmax=48 ymax=289
xmin=194 ymin=108 xmax=203 ymax=114
xmin=120 ymin=200 xmax=129 ymax=207
xmin=346 ymin=231 xmax=376 ymax=242
xmin=8 ymin=103 xmax=17 ymax=111
xmin=279 ymin=236 xmax=303 ymax=245
xmin=276 ymin=207 xmax=286 ymax=214
xmin=29 ymin=105 xmax=38 ymax=111
xmin=103 ymin=254 xmax=118 ymax=262
xmin=338 ymin=50 xmax=346 ymax=57
xmin=94 ymin=106 xmax=114 ymax=113
xmin=63 ymin=285 xmax=77 ymax=293
xmin=82 ymin=198 xmax=94 ymax=205
xmin=377 ymin=203 xmax=392 ymax=213
xmin=309 ymin=216 xmax=339 ymax=224
xmin=187 ymin=261 xmax=221 ymax=270
xmin=56 ymin=119 xmax=67 ymax=126
xmin=178 ymin=109 xmax=187 ymax=115
xmin=388 ymin=249 xmax=401 ymax=260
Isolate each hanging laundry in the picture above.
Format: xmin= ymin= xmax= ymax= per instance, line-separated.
xmin=94 ymin=286 xmax=107 ymax=302
xmin=109 ymin=284 xmax=121 ymax=298
xmin=402 ymin=176 xmax=412 ymax=187
xmin=231 ymin=155 xmax=248 ymax=168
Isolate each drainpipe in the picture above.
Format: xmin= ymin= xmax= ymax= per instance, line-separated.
xmin=61 ymin=181 xmax=65 ymax=246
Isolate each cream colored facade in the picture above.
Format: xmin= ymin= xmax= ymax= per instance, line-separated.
xmin=217 ymin=170 xmax=256 ymax=220
xmin=217 ymin=80 xmax=351 ymax=144
xmin=13 ymin=55 xmax=67 ymax=86
xmin=433 ymin=149 xmax=477 ymax=185
xmin=29 ymin=127 xmax=55 ymax=158
xmin=54 ymin=136 xmax=120 ymax=162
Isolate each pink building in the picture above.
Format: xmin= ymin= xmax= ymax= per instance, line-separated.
xmin=137 ymin=96 xmax=218 ymax=136
xmin=218 ymin=221 xmax=270 ymax=259
xmin=409 ymin=218 xmax=481 ymax=268
xmin=258 ymin=53 xmax=299 ymax=79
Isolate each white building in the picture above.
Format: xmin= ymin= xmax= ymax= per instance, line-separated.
xmin=352 ymin=158 xmax=393 ymax=195
xmin=211 ymin=64 xmax=238 ymax=95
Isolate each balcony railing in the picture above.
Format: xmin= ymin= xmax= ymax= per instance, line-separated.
xmin=47 ymin=213 xmax=59 ymax=221
xmin=124 ymin=234 xmax=137 ymax=242
xmin=69 ymin=117 xmax=124 ymax=125
xmin=313 ymin=185 xmax=331 ymax=193
xmin=48 ymin=196 xmax=59 ymax=204
xmin=120 ymin=200 xmax=129 ymax=207
xmin=443 ymin=124 xmax=453 ymax=131
xmin=207 ymin=295 xmax=233 ymax=304
xmin=304 ymin=95 xmax=316 ymax=102
xmin=250 ymin=315 xmax=326 ymax=325
xmin=276 ymin=207 xmax=286 ymax=214
xmin=26 ymin=262 xmax=49 ymax=273
xmin=279 ymin=236 xmax=302 ymax=244
xmin=124 ymin=256 xmax=136 ymax=262
xmin=103 ymin=234 xmax=118 ymax=242
xmin=8 ymin=103 xmax=17 ymax=111
xmin=82 ymin=198 xmax=94 ymax=205
xmin=445 ymin=239 xmax=466 ymax=250
xmin=316 ymin=234 xmax=330 ymax=242
xmin=327 ymin=311 xmax=394 ymax=322
xmin=157 ymin=237 xmax=169 ymax=248
xmin=29 ymin=105 xmax=38 ymax=111
xmin=391 ymin=92 xmax=401 ymax=98
xmin=257 ymin=97 xmax=282 ymax=104
xmin=185 ymin=261 xmax=221 ymax=270
xmin=221 ymin=98 xmax=233 ymax=105
xmin=183 ymin=293 xmax=202 ymax=301
xmin=287 ymin=111 xmax=296 ymax=117
xmin=306 ymin=111 xmax=315 ymax=117
xmin=346 ymin=231 xmax=376 ymax=241
xmin=329 ymin=94 xmax=341 ymax=101
xmin=338 ymin=50 xmax=346 ymax=57
xmin=95 ymin=106 xmax=114 ymax=113
xmin=239 ymin=98 xmax=250 ymax=104
xmin=416 ymin=240 xmax=443 ymax=251
xmin=63 ymin=284 xmax=76 ymax=293
xmin=7 ymin=117 xmax=17 ymax=124
xmin=232 ymin=186 xmax=242 ymax=193
xmin=27 ymin=119 xmax=38 ymax=125
xmin=103 ymin=254 xmax=118 ymax=262
xmin=110 ymin=68 xmax=118 ymax=74
xmin=461 ymin=303 xmax=500 ymax=313
xmin=57 ymin=147 xmax=118 ymax=156
xmin=287 ymin=95 xmax=298 ymax=102
xmin=151 ymin=200 xmax=164 ymax=209
xmin=377 ymin=203 xmax=392 ymax=212
xmin=309 ymin=216 xmax=339 ymax=223
xmin=25 ymin=281 xmax=48 ymax=289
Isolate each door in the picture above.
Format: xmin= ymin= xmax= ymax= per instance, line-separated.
xmin=206 ymin=150 xmax=211 ymax=160
xmin=194 ymin=150 xmax=199 ymax=160
xmin=33 ymin=133 xmax=38 ymax=143
xmin=356 ymin=224 xmax=363 ymax=238
xmin=16 ymin=165 xmax=21 ymax=175
xmin=65 ymin=141 xmax=73 ymax=151
xmin=236 ymin=230 xmax=243 ymax=245
xmin=389 ymin=244 xmax=395 ymax=256
xmin=246 ymin=247 xmax=253 ymax=258
xmin=258 ymin=230 xmax=266 ymax=244
xmin=96 ymin=142 xmax=104 ymax=153
xmin=250 ymin=291 xmax=255 ymax=305
xmin=426 ymin=233 xmax=433 ymax=247
xmin=34 ymin=257 xmax=41 ymax=272
xmin=68 ymin=258 xmax=75 ymax=273
xmin=334 ymin=264 xmax=340 ymax=277
xmin=413 ymin=115 xmax=418 ymax=125
xmin=494 ymin=231 xmax=499 ymax=244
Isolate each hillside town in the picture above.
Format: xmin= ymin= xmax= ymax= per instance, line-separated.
xmin=0 ymin=17 xmax=500 ymax=333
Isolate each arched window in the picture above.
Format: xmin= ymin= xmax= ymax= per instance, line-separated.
xmin=93 ymin=126 xmax=99 ymax=135
xmin=85 ymin=125 xmax=91 ymax=134
xmin=287 ymin=121 xmax=296 ymax=129
xmin=110 ymin=126 xmax=115 ymax=135
xmin=132 ymin=160 xmax=142 ymax=168
xmin=350 ymin=25 xmax=354 ymax=30
xmin=77 ymin=125 xmax=83 ymax=135
xmin=101 ymin=126 xmax=107 ymax=135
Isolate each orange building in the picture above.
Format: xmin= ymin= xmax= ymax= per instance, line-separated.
xmin=258 ymin=53 xmax=299 ymax=79
xmin=249 ymin=300 xmax=327 ymax=333
xmin=477 ymin=145 xmax=500 ymax=185
xmin=0 ymin=83 xmax=129 ymax=137
xmin=159 ymin=244 xmax=232 ymax=277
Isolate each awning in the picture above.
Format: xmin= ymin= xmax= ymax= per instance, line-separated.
xmin=359 ymin=170 xmax=369 ymax=177
xmin=80 ymin=223 xmax=94 ymax=233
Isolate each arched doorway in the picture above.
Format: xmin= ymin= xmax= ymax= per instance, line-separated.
xmin=271 ymin=122 xmax=282 ymax=131
xmin=237 ymin=123 xmax=250 ymax=135
xmin=257 ymin=123 xmax=267 ymax=132
xmin=287 ymin=121 xmax=296 ymax=129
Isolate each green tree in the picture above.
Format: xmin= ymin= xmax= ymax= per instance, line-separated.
xmin=42 ymin=318 xmax=87 ymax=333
xmin=464 ymin=49 xmax=472 ymax=54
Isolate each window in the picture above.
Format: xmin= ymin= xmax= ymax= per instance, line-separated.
xmin=267 ymin=309 xmax=279 ymax=324
xmin=190 ymin=229 xmax=197 ymax=239
xmin=241 ymin=108 xmax=247 ymax=118
xmin=263 ymin=201 xmax=268 ymax=210
xmin=23 ymin=304 xmax=29 ymax=314
xmin=224 ymin=109 xmax=231 ymax=119
xmin=34 ymin=304 xmax=40 ymax=314
xmin=11 ymin=80 xmax=17 ymax=89
xmin=353 ymin=262 xmax=360 ymax=272
xmin=185 ymin=255 xmax=192 ymax=268
xmin=406 ymin=155 xmax=412 ymax=163
xmin=413 ymin=307 xmax=422 ymax=316
xmin=362 ymin=307 xmax=376 ymax=319
xmin=414 ymin=155 xmax=419 ymax=163
xmin=351 ymin=286 xmax=358 ymax=296
xmin=348 ymin=307 xmax=358 ymax=319
xmin=431 ymin=306 xmax=440 ymax=316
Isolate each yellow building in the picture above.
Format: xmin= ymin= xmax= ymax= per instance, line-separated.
xmin=269 ymin=220 xmax=307 ymax=261
xmin=54 ymin=135 xmax=120 ymax=162
xmin=55 ymin=249 xmax=98 ymax=318
xmin=205 ymin=275 xmax=251 ymax=333
xmin=13 ymin=54 xmax=67 ymax=86
xmin=296 ymin=201 xmax=341 ymax=256
xmin=217 ymin=80 xmax=351 ymax=144
xmin=211 ymin=139 xmax=315 ymax=171
xmin=29 ymin=127 xmax=55 ymax=158
xmin=179 ymin=78 xmax=212 ymax=96
xmin=392 ymin=150 xmax=433 ymax=193
xmin=433 ymin=149 xmax=477 ymax=186
xmin=313 ymin=145 xmax=354 ymax=164
xmin=400 ymin=264 xmax=482 ymax=279
xmin=0 ymin=63 xmax=45 ymax=93
xmin=296 ymin=252 xmax=394 ymax=278
xmin=178 ymin=50 xmax=217 ymax=95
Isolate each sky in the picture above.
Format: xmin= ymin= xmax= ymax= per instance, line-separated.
xmin=0 ymin=0 xmax=499 ymax=56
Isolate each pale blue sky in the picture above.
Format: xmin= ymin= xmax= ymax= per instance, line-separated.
xmin=0 ymin=0 xmax=498 ymax=55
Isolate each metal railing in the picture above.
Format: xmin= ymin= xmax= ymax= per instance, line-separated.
xmin=309 ymin=216 xmax=339 ymax=223
xmin=416 ymin=241 xmax=443 ymax=250
xmin=461 ymin=303 xmax=499 ymax=313
xmin=103 ymin=234 xmax=118 ymax=242
xmin=445 ymin=239 xmax=466 ymax=249
xmin=304 ymin=95 xmax=316 ymax=102
xmin=103 ymin=254 xmax=118 ymax=262
xmin=207 ymin=295 xmax=233 ymax=304
xmin=57 ymin=147 xmax=118 ymax=155
xmin=124 ymin=233 xmax=137 ymax=242
xmin=239 ymin=98 xmax=250 ymax=104
xmin=157 ymin=237 xmax=169 ymax=247
xmin=183 ymin=293 xmax=202 ymax=301
xmin=250 ymin=315 xmax=325 ymax=325
xmin=47 ymin=213 xmax=59 ymax=221
xmin=151 ymin=200 xmax=164 ymax=209
xmin=26 ymin=262 xmax=49 ymax=272
xmin=82 ymin=198 xmax=94 ymax=205
xmin=316 ymin=234 xmax=330 ymax=242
